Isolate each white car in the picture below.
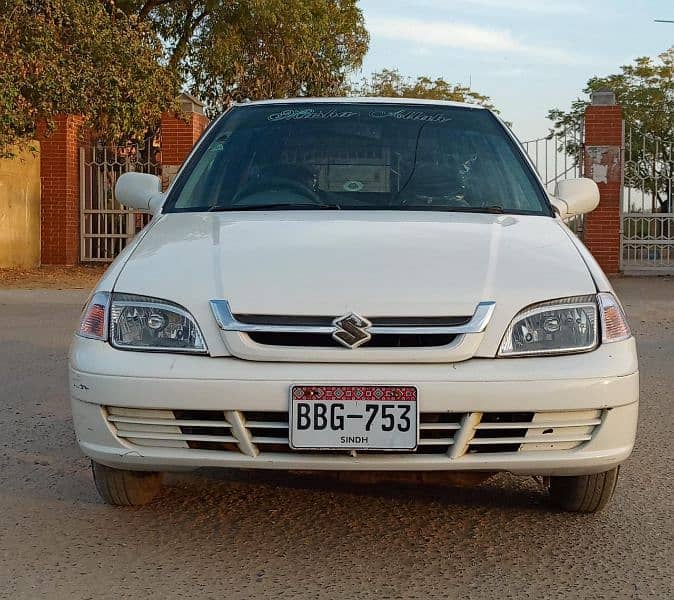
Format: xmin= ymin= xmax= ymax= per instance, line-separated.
xmin=69 ymin=98 xmax=638 ymax=512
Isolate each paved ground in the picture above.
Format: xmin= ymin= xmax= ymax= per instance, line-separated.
xmin=0 ymin=278 xmax=672 ymax=599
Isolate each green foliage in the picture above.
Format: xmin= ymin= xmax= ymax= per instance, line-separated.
xmin=549 ymin=48 xmax=674 ymax=140
xmin=122 ymin=0 xmax=369 ymax=113
xmin=0 ymin=0 xmax=368 ymax=152
xmin=549 ymin=48 xmax=674 ymax=211
xmin=354 ymin=69 xmax=498 ymax=112
xmin=0 ymin=0 xmax=179 ymax=155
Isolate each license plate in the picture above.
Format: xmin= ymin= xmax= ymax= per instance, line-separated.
xmin=290 ymin=385 xmax=418 ymax=451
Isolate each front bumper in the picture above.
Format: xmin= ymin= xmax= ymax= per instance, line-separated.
xmin=69 ymin=337 xmax=639 ymax=476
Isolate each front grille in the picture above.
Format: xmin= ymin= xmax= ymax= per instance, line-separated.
xmin=106 ymin=407 xmax=603 ymax=458
xmin=238 ymin=314 xmax=468 ymax=349
xmin=246 ymin=332 xmax=457 ymax=348
xmin=211 ymin=300 xmax=496 ymax=362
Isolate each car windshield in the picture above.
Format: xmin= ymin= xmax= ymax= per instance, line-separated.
xmin=164 ymin=102 xmax=550 ymax=215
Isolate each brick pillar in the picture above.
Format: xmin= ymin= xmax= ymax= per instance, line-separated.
xmin=583 ymin=90 xmax=623 ymax=275
xmin=36 ymin=115 xmax=85 ymax=265
xmin=160 ymin=93 xmax=209 ymax=190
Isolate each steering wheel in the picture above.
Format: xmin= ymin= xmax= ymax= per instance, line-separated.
xmin=232 ymin=176 xmax=322 ymax=205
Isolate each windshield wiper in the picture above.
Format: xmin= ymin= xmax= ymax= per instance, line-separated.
xmin=443 ymin=205 xmax=505 ymax=214
xmin=209 ymin=202 xmax=341 ymax=212
xmin=393 ymin=205 xmax=507 ymax=214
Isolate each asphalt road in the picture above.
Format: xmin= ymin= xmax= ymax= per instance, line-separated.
xmin=1 ymin=279 xmax=672 ymax=599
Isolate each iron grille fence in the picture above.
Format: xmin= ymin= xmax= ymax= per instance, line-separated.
xmin=622 ymin=124 xmax=674 ymax=273
xmin=80 ymin=136 xmax=160 ymax=262
xmin=522 ymin=122 xmax=584 ymax=236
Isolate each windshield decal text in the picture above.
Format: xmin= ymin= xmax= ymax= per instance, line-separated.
xmin=369 ymin=109 xmax=452 ymax=123
xmin=268 ymin=108 xmax=358 ymax=122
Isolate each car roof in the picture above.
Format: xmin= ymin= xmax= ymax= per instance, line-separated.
xmin=234 ymin=96 xmax=488 ymax=110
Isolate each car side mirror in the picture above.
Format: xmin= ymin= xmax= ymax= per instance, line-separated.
xmin=551 ymin=178 xmax=600 ymax=219
xmin=115 ymin=172 xmax=164 ymax=216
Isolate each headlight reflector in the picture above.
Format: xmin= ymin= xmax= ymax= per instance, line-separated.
xmin=110 ymin=293 xmax=206 ymax=353
xmin=498 ymin=295 xmax=598 ymax=356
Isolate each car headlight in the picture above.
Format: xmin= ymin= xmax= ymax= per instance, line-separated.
xmin=499 ymin=295 xmax=598 ymax=356
xmin=109 ymin=293 xmax=207 ymax=353
xmin=498 ymin=293 xmax=631 ymax=357
xmin=77 ymin=292 xmax=206 ymax=353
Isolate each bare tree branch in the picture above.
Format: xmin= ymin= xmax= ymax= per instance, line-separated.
xmin=168 ymin=8 xmax=208 ymax=69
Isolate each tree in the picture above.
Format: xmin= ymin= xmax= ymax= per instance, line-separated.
xmin=0 ymin=0 xmax=368 ymax=153
xmin=354 ymin=69 xmax=498 ymax=112
xmin=548 ymin=48 xmax=674 ymax=212
xmin=119 ymin=0 xmax=369 ymax=112
xmin=0 ymin=0 xmax=179 ymax=155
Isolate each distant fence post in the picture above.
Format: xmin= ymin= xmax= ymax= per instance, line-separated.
xmin=583 ymin=90 xmax=623 ymax=275
xmin=36 ymin=115 xmax=85 ymax=265
xmin=160 ymin=93 xmax=209 ymax=190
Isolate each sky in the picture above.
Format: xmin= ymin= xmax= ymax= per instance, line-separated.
xmin=357 ymin=0 xmax=674 ymax=141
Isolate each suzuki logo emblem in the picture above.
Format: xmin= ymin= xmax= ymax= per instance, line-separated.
xmin=332 ymin=313 xmax=372 ymax=349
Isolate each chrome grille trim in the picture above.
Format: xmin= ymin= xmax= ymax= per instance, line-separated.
xmin=209 ymin=300 xmax=496 ymax=336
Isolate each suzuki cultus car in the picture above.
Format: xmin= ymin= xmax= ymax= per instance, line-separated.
xmin=70 ymin=98 xmax=638 ymax=512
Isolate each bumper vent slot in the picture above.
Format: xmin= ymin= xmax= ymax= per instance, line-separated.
xmin=107 ymin=407 xmax=239 ymax=451
xmin=106 ymin=407 xmax=602 ymax=458
xmin=469 ymin=410 xmax=601 ymax=453
xmin=470 ymin=412 xmax=534 ymax=453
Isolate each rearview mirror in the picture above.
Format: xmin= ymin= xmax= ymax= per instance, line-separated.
xmin=551 ymin=178 xmax=600 ymax=218
xmin=115 ymin=172 xmax=164 ymax=215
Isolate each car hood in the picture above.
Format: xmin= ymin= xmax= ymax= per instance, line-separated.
xmin=114 ymin=211 xmax=596 ymax=355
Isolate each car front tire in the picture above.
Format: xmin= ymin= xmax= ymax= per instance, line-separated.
xmin=91 ymin=460 xmax=164 ymax=506
xmin=548 ymin=466 xmax=620 ymax=513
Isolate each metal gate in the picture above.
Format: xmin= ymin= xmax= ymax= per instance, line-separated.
xmin=622 ymin=124 xmax=674 ymax=273
xmin=80 ymin=136 xmax=159 ymax=262
xmin=522 ymin=123 xmax=584 ymax=235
